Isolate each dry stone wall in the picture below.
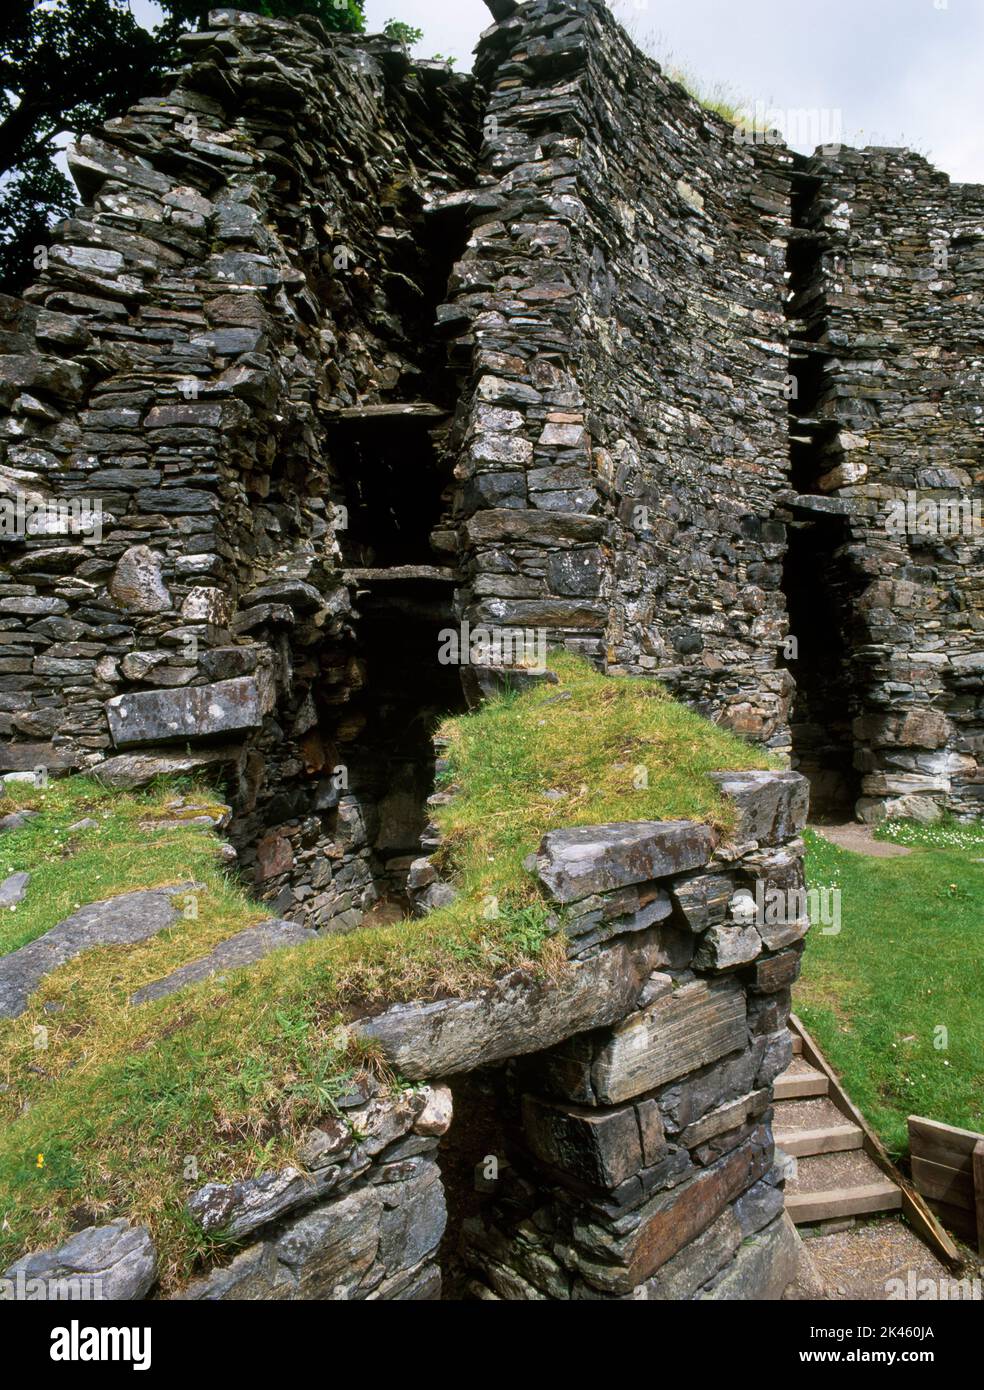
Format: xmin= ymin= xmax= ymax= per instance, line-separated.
xmin=787 ymin=149 xmax=984 ymax=820
xmin=2 ymin=769 xmax=810 ymax=1300
xmin=443 ymin=0 xmax=795 ymax=749
xmin=0 ymin=9 xmax=480 ymax=927
xmin=0 ymin=0 xmax=981 ymax=904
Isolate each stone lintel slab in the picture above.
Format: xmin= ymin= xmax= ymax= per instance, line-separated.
xmin=106 ymin=677 xmax=263 ymax=748
xmin=353 ymin=941 xmax=642 ymax=1079
xmin=536 ymin=820 xmax=716 ymax=904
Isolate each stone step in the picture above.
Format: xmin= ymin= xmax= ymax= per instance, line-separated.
xmin=774 ymin=1096 xmax=864 ymax=1157
xmin=785 ymin=1150 xmax=902 ymax=1224
xmin=774 ymin=1057 xmax=829 ymax=1099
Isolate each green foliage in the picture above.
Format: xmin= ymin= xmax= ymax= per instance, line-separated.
xmin=0 ymin=0 xmax=366 ymax=295
xmin=797 ymin=827 xmax=984 ymax=1156
xmin=384 ymin=18 xmax=423 ymax=47
xmin=0 ymin=0 xmax=162 ymax=293
xmin=256 ymin=0 xmax=364 ymax=30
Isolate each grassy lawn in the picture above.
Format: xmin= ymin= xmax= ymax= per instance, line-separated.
xmin=796 ymin=820 xmax=984 ymax=1158
xmin=0 ymin=652 xmax=771 ymax=1287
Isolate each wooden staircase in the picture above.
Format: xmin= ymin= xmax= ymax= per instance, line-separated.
xmin=776 ymin=1028 xmax=903 ymax=1226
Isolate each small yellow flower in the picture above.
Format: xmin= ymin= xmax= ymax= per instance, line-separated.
xmin=35 ymin=1153 xmax=44 ymax=1169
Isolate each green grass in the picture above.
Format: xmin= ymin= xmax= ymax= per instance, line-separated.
xmin=0 ymin=652 xmax=771 ymax=1287
xmin=796 ymin=825 xmax=984 ymax=1158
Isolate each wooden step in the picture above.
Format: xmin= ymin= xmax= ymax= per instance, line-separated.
xmin=785 ymin=1150 xmax=902 ymax=1224
xmin=774 ymin=1057 xmax=829 ymax=1100
xmin=791 ymin=1031 xmax=803 ymax=1056
xmin=774 ymin=1096 xmax=864 ymax=1157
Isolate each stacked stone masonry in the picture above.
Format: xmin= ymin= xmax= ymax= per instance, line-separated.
xmin=0 ymin=0 xmax=980 ymax=904
xmin=787 ymin=149 xmax=984 ymax=820
xmin=2 ymin=769 xmax=810 ymax=1300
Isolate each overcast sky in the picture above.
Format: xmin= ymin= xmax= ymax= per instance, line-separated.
xmin=360 ymin=0 xmax=984 ymax=183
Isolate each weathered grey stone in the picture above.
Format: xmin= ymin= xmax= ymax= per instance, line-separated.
xmin=521 ymin=1094 xmax=643 ymax=1189
xmin=131 ymin=919 xmax=316 ymax=1003
xmin=272 ymin=1187 xmax=382 ymax=1298
xmin=694 ymin=918 xmax=763 ymax=972
xmin=378 ymin=1167 xmax=447 ymax=1273
xmin=0 ymin=886 xmax=198 ymax=1019
xmin=106 ymin=678 xmax=263 ymax=747
xmin=187 ymin=1168 xmax=329 ymax=1241
xmin=3 ymin=1221 xmax=156 ymax=1300
xmin=460 ymin=664 xmax=559 ymax=709
xmin=670 ymin=871 xmax=737 ymax=932
xmin=733 ymin=1177 xmax=785 ymax=1237
xmin=109 ymin=545 xmax=172 ymax=614
xmin=590 ymin=977 xmax=747 ymax=1105
xmin=354 ymin=941 xmax=642 ymax=1078
xmin=708 ymin=772 xmax=810 ymax=849
xmin=0 ymin=870 xmax=30 ymax=908
xmin=172 ymin=1240 xmax=286 ymax=1302
xmin=680 ymin=1090 xmax=770 ymax=1150
xmin=94 ymin=748 xmax=240 ymax=790
xmin=699 ymin=1212 xmax=800 ymax=1300
xmin=537 ymin=821 xmax=715 ymax=904
xmin=572 ymin=1126 xmax=773 ymax=1293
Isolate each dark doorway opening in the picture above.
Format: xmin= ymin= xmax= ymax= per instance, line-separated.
xmin=332 ymin=410 xmax=453 ymax=569
xmin=783 ymin=515 xmax=861 ymax=819
xmin=330 ymin=411 xmax=466 ymax=911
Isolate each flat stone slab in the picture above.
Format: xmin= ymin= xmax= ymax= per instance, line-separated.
xmin=0 ymin=886 xmax=199 ymax=1019
xmin=95 ymin=747 xmax=242 ymax=790
xmin=131 ymin=919 xmax=316 ymax=1004
xmin=591 ymin=976 xmax=748 ymax=1104
xmin=536 ymin=821 xmax=715 ymax=904
xmin=708 ymin=771 xmax=810 ymax=848
xmin=2 ymin=1220 xmax=156 ymax=1301
xmin=354 ymin=941 xmax=643 ymax=1079
xmin=105 ymin=677 xmax=263 ymax=748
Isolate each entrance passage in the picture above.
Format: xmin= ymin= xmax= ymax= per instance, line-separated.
xmin=783 ymin=512 xmax=861 ymax=819
xmin=330 ymin=405 xmax=467 ymax=907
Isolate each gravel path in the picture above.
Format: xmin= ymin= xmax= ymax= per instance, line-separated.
xmin=813 ymin=824 xmax=912 ymax=858
xmin=786 ymin=1218 xmax=979 ymax=1301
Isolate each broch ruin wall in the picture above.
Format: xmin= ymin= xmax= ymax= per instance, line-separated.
xmin=0 ymin=0 xmax=981 ymax=1300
